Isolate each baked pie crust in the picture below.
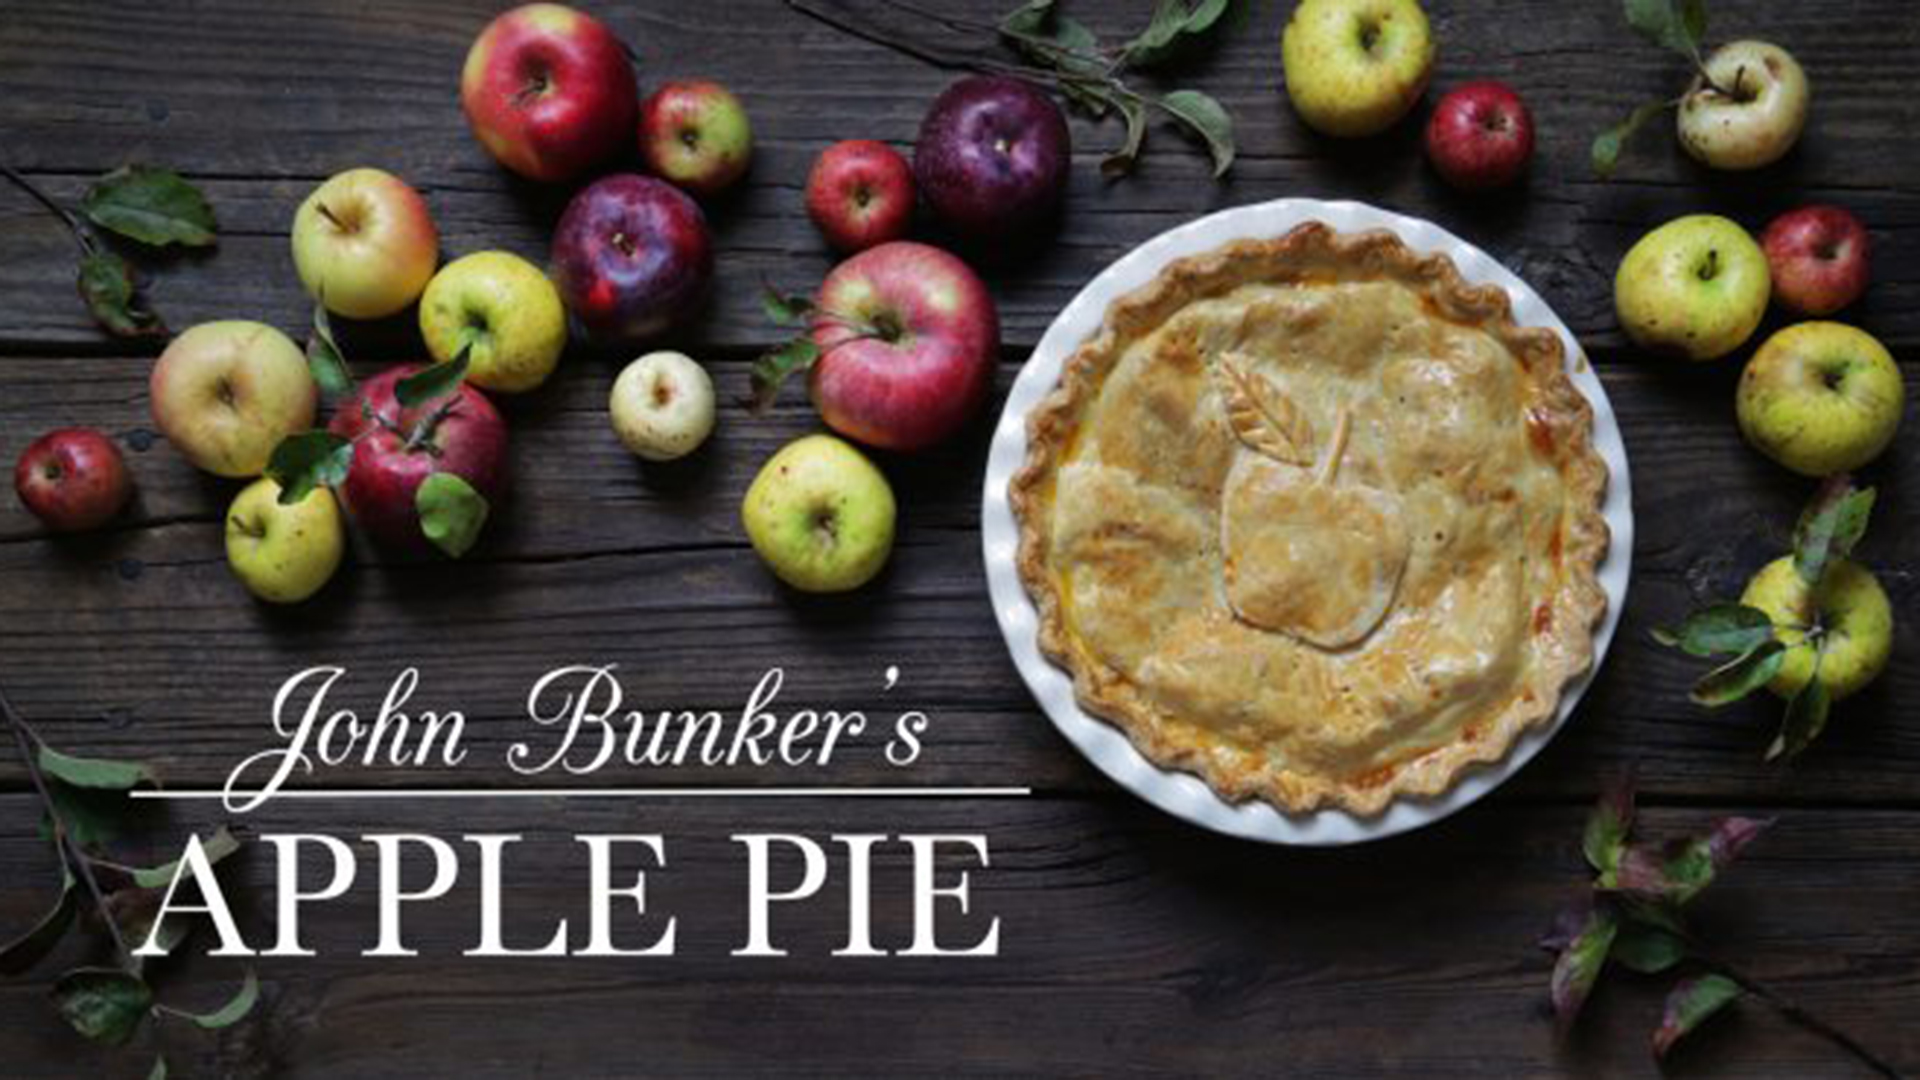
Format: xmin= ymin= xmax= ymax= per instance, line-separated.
xmin=1010 ymin=222 xmax=1609 ymax=815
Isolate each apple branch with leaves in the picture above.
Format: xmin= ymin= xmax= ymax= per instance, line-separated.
xmin=1544 ymin=774 xmax=1899 ymax=1075
xmin=785 ymin=0 xmax=1237 ymax=178
xmin=1591 ymin=0 xmax=1757 ymax=176
xmin=1654 ymin=477 xmax=1877 ymax=760
xmin=0 ymin=163 xmax=217 ymax=337
xmin=0 ymin=680 xmax=256 ymax=1078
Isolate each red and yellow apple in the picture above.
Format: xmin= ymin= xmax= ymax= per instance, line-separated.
xmin=638 ymin=79 xmax=753 ymax=197
xmin=460 ymin=3 xmax=638 ymax=182
xmin=1761 ymin=205 xmax=1871 ymax=317
xmin=806 ymin=140 xmax=915 ymax=253
xmin=150 ymin=321 xmax=318 ymax=478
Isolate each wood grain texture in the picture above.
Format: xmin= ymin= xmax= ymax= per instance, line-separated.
xmin=0 ymin=0 xmax=1917 ymax=1075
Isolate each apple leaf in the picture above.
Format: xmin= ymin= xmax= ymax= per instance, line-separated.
xmin=121 ymin=825 xmax=241 ymax=891
xmin=148 ymin=1057 xmax=168 ymax=1080
xmin=1583 ymin=773 xmax=1636 ymax=875
xmin=416 ymin=472 xmax=489 ymax=559
xmin=999 ymin=0 xmax=1104 ymax=78
xmin=1768 ymin=668 xmax=1831 ymax=761
xmin=80 ymin=165 xmax=217 ymax=249
xmin=1121 ymin=0 xmax=1230 ymax=69
xmin=177 ymin=970 xmax=260 ymax=1030
xmin=1793 ymin=477 xmax=1875 ymax=587
xmin=0 ymin=871 xmax=75 ymax=976
xmin=1653 ymin=973 xmax=1741 ymax=1058
xmin=1623 ymin=0 xmax=1706 ymax=60
xmin=1611 ymin=921 xmax=1689 ymax=974
xmin=1688 ymin=640 xmax=1785 ymax=707
xmin=1652 ymin=603 xmax=1777 ymax=658
xmin=1591 ymin=98 xmax=1669 ymax=178
xmin=1548 ymin=902 xmax=1615 ymax=1033
xmin=761 ymin=286 xmax=817 ymax=329
xmin=396 ymin=347 xmax=470 ymax=409
xmin=266 ymin=430 xmax=354 ymax=506
xmin=1101 ymin=97 xmax=1150 ymax=178
xmin=39 ymin=746 xmax=155 ymax=791
xmin=1156 ymin=89 xmax=1235 ymax=178
xmin=1612 ymin=817 xmax=1771 ymax=906
xmin=749 ymin=336 xmax=821 ymax=414
xmin=76 ymin=251 xmax=167 ymax=338
xmin=51 ymin=967 xmax=153 ymax=1046
xmin=306 ymin=303 xmax=354 ymax=399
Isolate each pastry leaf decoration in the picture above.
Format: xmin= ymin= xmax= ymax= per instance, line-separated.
xmin=1217 ymin=355 xmax=1313 ymax=466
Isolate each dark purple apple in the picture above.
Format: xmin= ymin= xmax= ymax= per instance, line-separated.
xmin=913 ymin=76 xmax=1069 ymax=242
xmin=550 ymin=174 xmax=714 ymax=345
xmin=330 ymin=365 xmax=508 ymax=554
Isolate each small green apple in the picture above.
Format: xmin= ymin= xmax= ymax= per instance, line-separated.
xmin=1281 ymin=0 xmax=1434 ymax=138
xmin=1737 ymin=322 xmax=1905 ymax=477
xmin=225 ymin=477 xmax=345 ymax=604
xmin=610 ymin=350 xmax=715 ymax=462
xmin=1678 ymin=41 xmax=1810 ymax=172
xmin=150 ymin=321 xmax=318 ymax=478
xmin=1741 ymin=555 xmax=1892 ymax=700
xmin=292 ymin=167 xmax=440 ymax=320
xmin=742 ymin=434 xmax=895 ymax=593
xmin=1615 ymin=214 xmax=1770 ymax=361
xmin=418 ymin=251 xmax=567 ymax=393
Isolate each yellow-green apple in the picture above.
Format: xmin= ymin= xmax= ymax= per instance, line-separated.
xmin=14 ymin=428 xmax=131 ymax=532
xmin=742 ymin=434 xmax=895 ymax=593
xmin=1424 ymin=80 xmax=1533 ymax=190
xmin=150 ymin=321 xmax=318 ymax=477
xmin=1281 ymin=0 xmax=1434 ymax=138
xmin=806 ymin=139 xmax=915 ymax=253
xmin=1761 ymin=205 xmax=1871 ymax=317
xmin=291 ymin=168 xmax=439 ymax=320
xmin=460 ymin=3 xmax=638 ymax=182
xmin=808 ymin=241 xmax=999 ymax=451
xmin=638 ymin=80 xmax=753 ymax=197
xmin=419 ymin=251 xmax=567 ymax=393
xmin=1615 ymin=215 xmax=1770 ymax=361
xmin=550 ymin=174 xmax=713 ymax=345
xmin=1741 ymin=555 xmax=1892 ymax=700
xmin=1678 ymin=41 xmax=1809 ymax=171
xmin=914 ymin=76 xmax=1068 ymax=243
xmin=1737 ymin=322 xmax=1904 ymax=476
xmin=225 ymin=477 xmax=344 ymax=604
xmin=329 ymin=365 xmax=508 ymax=554
xmin=610 ymin=350 xmax=714 ymax=461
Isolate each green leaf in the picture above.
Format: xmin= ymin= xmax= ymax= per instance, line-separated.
xmin=148 ymin=1056 xmax=168 ymax=1080
xmin=180 ymin=970 xmax=260 ymax=1030
xmin=306 ymin=303 xmax=354 ymax=398
xmin=749 ymin=336 xmax=822 ymax=413
xmin=416 ymin=472 xmax=490 ymax=559
xmin=761 ymin=286 xmax=816 ymax=328
xmin=128 ymin=825 xmax=241 ymax=890
xmin=265 ymin=430 xmax=354 ymax=506
xmin=51 ymin=968 xmax=153 ymax=1045
xmin=1591 ymin=98 xmax=1669 ymax=178
xmin=1101 ymin=97 xmax=1150 ymax=178
xmin=80 ymin=165 xmax=217 ymax=248
xmin=1611 ymin=921 xmax=1688 ymax=974
xmin=1583 ymin=773 xmax=1635 ymax=874
xmin=109 ymin=884 xmax=190 ymax=960
xmin=1793 ymin=478 xmax=1875 ymax=586
xmin=41 ymin=783 xmax=131 ymax=849
xmin=1156 ymin=89 xmax=1235 ymax=177
xmin=76 ymin=250 xmax=167 ymax=338
xmin=1056 ymin=76 xmax=1115 ymax=119
xmin=1623 ymin=0 xmax=1705 ymax=59
xmin=1689 ymin=640 xmax=1785 ymax=706
xmin=1121 ymin=0 xmax=1230 ymax=68
xmin=1653 ymin=973 xmax=1741 ymax=1058
xmin=0 ymin=872 xmax=75 ymax=975
xmin=1613 ymin=817 xmax=1771 ymax=906
xmin=395 ymin=348 xmax=470 ymax=409
xmin=1652 ymin=603 xmax=1778 ymax=658
xmin=39 ymin=746 xmax=155 ymax=791
xmin=1548 ymin=903 xmax=1615 ymax=1033
xmin=1000 ymin=0 xmax=1104 ymax=77
xmin=1768 ymin=669 xmax=1831 ymax=761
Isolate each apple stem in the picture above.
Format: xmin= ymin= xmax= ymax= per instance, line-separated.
xmin=315 ymin=201 xmax=347 ymax=232
xmin=403 ymin=398 xmax=459 ymax=456
xmin=785 ymin=0 xmax=1076 ymax=84
xmin=1698 ymin=954 xmax=1902 ymax=1078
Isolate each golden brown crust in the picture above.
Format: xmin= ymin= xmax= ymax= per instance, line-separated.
xmin=1009 ymin=221 xmax=1611 ymax=816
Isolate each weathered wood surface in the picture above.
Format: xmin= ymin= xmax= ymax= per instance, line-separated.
xmin=0 ymin=0 xmax=1916 ymax=1075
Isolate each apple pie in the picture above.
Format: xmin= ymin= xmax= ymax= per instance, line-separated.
xmin=1010 ymin=222 xmax=1609 ymax=815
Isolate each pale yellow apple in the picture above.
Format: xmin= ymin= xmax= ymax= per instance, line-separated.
xmin=1741 ymin=556 xmax=1891 ymax=700
xmin=419 ymin=251 xmax=567 ymax=393
xmin=225 ymin=478 xmax=344 ymax=604
xmin=292 ymin=167 xmax=440 ymax=320
xmin=610 ymin=351 xmax=715 ymax=462
xmin=1737 ymin=322 xmax=1904 ymax=476
xmin=742 ymin=435 xmax=895 ymax=593
xmin=1282 ymin=0 xmax=1434 ymax=138
xmin=1615 ymin=215 xmax=1770 ymax=361
xmin=150 ymin=321 xmax=318 ymax=478
xmin=1678 ymin=41 xmax=1810 ymax=172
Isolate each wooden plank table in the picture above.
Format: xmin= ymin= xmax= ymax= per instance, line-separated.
xmin=1 ymin=0 xmax=1915 ymax=1075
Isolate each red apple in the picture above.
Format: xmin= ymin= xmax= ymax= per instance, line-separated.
xmin=638 ymin=79 xmax=753 ymax=197
xmin=1761 ymin=205 xmax=1872 ymax=317
xmin=329 ymin=365 xmax=508 ymax=554
xmin=460 ymin=3 xmax=637 ymax=183
xmin=806 ymin=140 xmax=915 ymax=253
xmin=809 ymin=242 xmax=1000 ymax=451
xmin=1424 ymin=81 xmax=1534 ymax=191
xmin=14 ymin=428 xmax=131 ymax=532
xmin=551 ymin=174 xmax=714 ymax=345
